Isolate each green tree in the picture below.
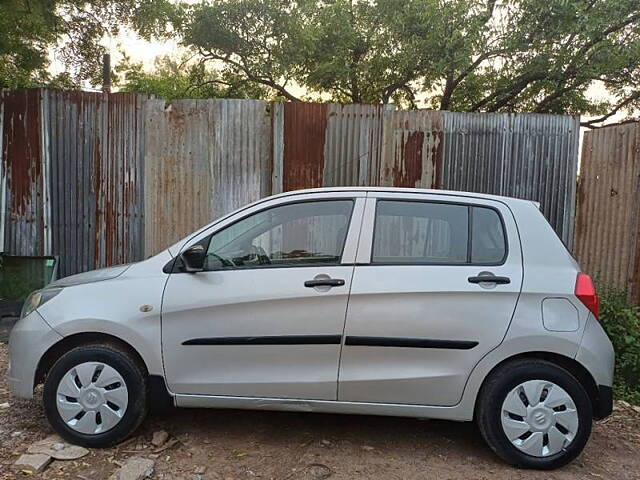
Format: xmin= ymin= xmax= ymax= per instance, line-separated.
xmin=176 ymin=0 xmax=640 ymax=125
xmin=116 ymin=54 xmax=268 ymax=100
xmin=0 ymin=0 xmax=175 ymax=88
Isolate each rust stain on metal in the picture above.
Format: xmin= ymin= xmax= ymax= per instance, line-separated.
xmin=431 ymin=130 xmax=444 ymax=189
xmin=381 ymin=111 xmax=443 ymax=189
xmin=393 ymin=131 xmax=424 ymax=187
xmin=93 ymin=127 xmax=104 ymax=270
xmin=283 ymin=102 xmax=327 ymax=191
xmin=2 ymin=90 xmax=42 ymax=216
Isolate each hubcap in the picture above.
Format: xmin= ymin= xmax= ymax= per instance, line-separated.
xmin=500 ymin=379 xmax=579 ymax=457
xmin=55 ymin=362 xmax=128 ymax=435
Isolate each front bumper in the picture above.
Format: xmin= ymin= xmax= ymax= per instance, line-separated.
xmin=7 ymin=310 xmax=62 ymax=399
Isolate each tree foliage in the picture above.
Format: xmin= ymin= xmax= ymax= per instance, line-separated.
xmin=598 ymin=285 xmax=640 ymax=405
xmin=116 ymin=54 xmax=268 ymax=100
xmin=176 ymin=0 xmax=640 ymax=124
xmin=2 ymin=0 xmax=639 ymax=124
xmin=0 ymin=0 xmax=174 ymax=88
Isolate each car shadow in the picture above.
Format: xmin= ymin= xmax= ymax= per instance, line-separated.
xmin=146 ymin=406 xmax=499 ymax=464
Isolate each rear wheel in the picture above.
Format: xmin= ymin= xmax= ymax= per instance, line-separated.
xmin=477 ymin=359 xmax=592 ymax=469
xmin=43 ymin=344 xmax=148 ymax=447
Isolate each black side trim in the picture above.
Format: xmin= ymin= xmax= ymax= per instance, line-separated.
xmin=182 ymin=335 xmax=342 ymax=346
xmin=345 ymin=336 xmax=478 ymax=350
xmin=594 ymin=385 xmax=613 ymax=419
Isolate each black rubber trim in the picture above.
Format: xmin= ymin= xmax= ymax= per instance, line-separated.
xmin=594 ymin=384 xmax=613 ymax=419
xmin=147 ymin=375 xmax=175 ymax=413
xmin=345 ymin=336 xmax=478 ymax=350
xmin=182 ymin=335 xmax=342 ymax=346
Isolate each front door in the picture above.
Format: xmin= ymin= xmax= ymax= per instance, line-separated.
xmin=162 ymin=194 xmax=364 ymax=400
xmin=338 ymin=192 xmax=523 ymax=406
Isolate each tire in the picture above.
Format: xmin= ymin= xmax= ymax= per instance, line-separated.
xmin=477 ymin=359 xmax=592 ymax=470
xmin=43 ymin=343 xmax=148 ymax=448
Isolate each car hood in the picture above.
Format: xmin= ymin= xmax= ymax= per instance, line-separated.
xmin=48 ymin=263 xmax=133 ymax=288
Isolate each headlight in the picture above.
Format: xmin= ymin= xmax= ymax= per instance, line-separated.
xmin=20 ymin=288 xmax=63 ymax=319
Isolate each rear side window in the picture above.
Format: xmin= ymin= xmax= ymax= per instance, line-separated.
xmin=372 ymin=200 xmax=506 ymax=265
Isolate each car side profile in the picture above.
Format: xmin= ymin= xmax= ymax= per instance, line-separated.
xmin=8 ymin=187 xmax=613 ymax=469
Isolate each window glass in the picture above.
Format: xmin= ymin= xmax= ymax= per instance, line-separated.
xmin=204 ymin=200 xmax=353 ymax=270
xmin=372 ymin=201 xmax=468 ymax=264
xmin=471 ymin=207 xmax=506 ymax=263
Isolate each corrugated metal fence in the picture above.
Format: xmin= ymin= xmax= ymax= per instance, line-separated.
xmin=1 ymin=89 xmax=580 ymax=277
xmin=0 ymin=89 xmax=147 ymax=277
xmin=574 ymin=122 xmax=640 ymax=304
xmin=144 ymin=99 xmax=272 ymax=257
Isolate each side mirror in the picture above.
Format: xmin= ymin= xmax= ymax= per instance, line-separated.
xmin=180 ymin=245 xmax=206 ymax=273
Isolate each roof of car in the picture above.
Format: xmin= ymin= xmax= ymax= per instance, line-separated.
xmin=269 ymin=186 xmax=537 ymax=207
xmin=167 ymin=186 xmax=539 ymax=256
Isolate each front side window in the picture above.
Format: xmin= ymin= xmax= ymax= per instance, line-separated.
xmin=372 ymin=200 xmax=506 ymax=265
xmin=204 ymin=200 xmax=353 ymax=270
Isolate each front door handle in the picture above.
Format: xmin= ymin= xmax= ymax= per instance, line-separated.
xmin=468 ymin=274 xmax=511 ymax=285
xmin=304 ymin=278 xmax=345 ymax=288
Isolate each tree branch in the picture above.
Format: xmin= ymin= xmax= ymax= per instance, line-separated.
xmin=470 ymin=71 xmax=546 ymax=111
xmin=535 ymin=10 xmax=640 ymax=112
xmin=199 ymin=48 xmax=300 ymax=101
xmin=580 ymin=92 xmax=640 ymax=127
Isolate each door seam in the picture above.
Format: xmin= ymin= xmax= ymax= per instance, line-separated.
xmin=335 ymin=195 xmax=368 ymax=399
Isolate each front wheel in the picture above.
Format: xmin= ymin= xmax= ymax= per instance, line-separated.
xmin=477 ymin=359 xmax=592 ymax=469
xmin=43 ymin=343 xmax=148 ymax=447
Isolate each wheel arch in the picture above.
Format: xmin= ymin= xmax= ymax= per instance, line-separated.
xmin=474 ymin=351 xmax=602 ymax=419
xmin=34 ymin=331 xmax=174 ymax=412
xmin=34 ymin=332 xmax=148 ymax=386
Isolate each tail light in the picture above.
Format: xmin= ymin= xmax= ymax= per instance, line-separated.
xmin=575 ymin=273 xmax=599 ymax=318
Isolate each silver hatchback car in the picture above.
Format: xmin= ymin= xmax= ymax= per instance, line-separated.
xmin=9 ymin=187 xmax=613 ymax=469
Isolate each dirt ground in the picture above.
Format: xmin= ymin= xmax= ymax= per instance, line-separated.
xmin=1 ymin=344 xmax=640 ymax=480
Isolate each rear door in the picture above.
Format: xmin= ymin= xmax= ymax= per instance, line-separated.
xmin=338 ymin=191 xmax=523 ymax=406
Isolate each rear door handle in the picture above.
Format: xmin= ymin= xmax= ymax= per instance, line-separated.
xmin=304 ymin=279 xmax=345 ymax=288
xmin=468 ymin=274 xmax=511 ymax=285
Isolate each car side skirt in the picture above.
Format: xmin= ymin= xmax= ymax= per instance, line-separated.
xmin=174 ymin=394 xmax=472 ymax=421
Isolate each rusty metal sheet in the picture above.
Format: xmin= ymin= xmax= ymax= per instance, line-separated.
xmin=103 ymin=92 xmax=147 ymax=270
xmin=323 ymin=104 xmax=385 ymax=186
xmin=144 ymin=98 xmax=271 ymax=257
xmin=144 ymin=99 xmax=214 ymax=257
xmin=0 ymin=94 xmax=5 ymax=250
xmin=574 ymin=122 xmax=640 ymax=303
xmin=441 ymin=112 xmax=579 ymax=246
xmin=379 ymin=110 xmax=443 ymax=188
xmin=42 ymin=90 xmax=147 ymax=277
xmin=281 ymin=102 xmax=328 ymax=191
xmin=0 ymin=89 xmax=46 ymax=257
xmin=1 ymin=91 xmax=582 ymax=279
xmin=210 ymin=99 xmax=272 ymax=219
xmin=441 ymin=112 xmax=508 ymax=195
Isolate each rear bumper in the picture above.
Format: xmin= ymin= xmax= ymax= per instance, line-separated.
xmin=594 ymin=385 xmax=613 ymax=420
